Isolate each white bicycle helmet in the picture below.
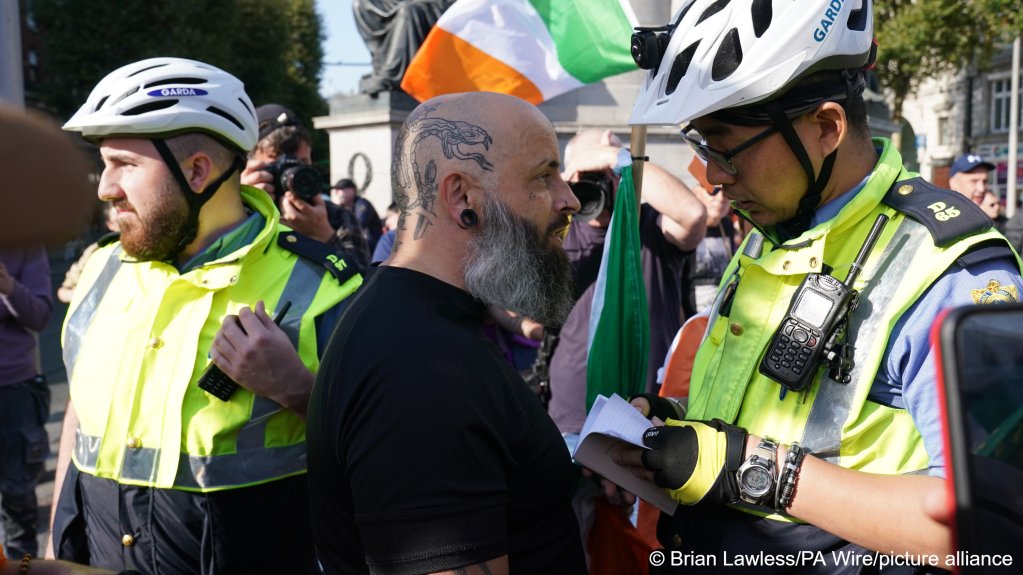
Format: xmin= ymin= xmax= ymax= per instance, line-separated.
xmin=629 ymin=0 xmax=874 ymax=126
xmin=63 ymin=57 xmax=257 ymax=153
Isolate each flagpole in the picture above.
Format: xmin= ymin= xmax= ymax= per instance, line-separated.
xmin=630 ymin=125 xmax=647 ymax=204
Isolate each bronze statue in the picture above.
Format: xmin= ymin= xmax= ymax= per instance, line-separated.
xmin=353 ymin=0 xmax=457 ymax=96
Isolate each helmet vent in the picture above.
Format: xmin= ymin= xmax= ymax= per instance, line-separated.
xmin=696 ymin=0 xmax=732 ymax=25
xmin=207 ymin=106 xmax=246 ymax=131
xmin=711 ymin=28 xmax=743 ymax=81
xmin=145 ymin=77 xmax=206 ymax=88
xmin=751 ymin=0 xmax=772 ymax=38
xmin=122 ymin=100 xmax=177 ymax=116
xmin=93 ymin=95 xmax=110 ymax=113
xmin=666 ymin=41 xmax=700 ymax=95
xmin=126 ymin=63 xmax=167 ymax=78
xmin=238 ymin=98 xmax=256 ymax=120
xmin=847 ymin=3 xmax=868 ymax=31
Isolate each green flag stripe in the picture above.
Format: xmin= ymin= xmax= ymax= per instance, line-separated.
xmin=585 ymin=165 xmax=650 ymax=410
xmin=528 ymin=0 xmax=637 ymax=83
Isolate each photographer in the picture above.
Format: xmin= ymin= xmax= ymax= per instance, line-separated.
xmin=243 ymin=104 xmax=370 ymax=270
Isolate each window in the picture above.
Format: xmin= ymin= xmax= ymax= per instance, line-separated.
xmin=938 ymin=116 xmax=951 ymax=146
xmin=991 ymin=76 xmax=1023 ymax=133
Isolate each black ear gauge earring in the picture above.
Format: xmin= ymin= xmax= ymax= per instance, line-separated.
xmin=459 ymin=209 xmax=479 ymax=229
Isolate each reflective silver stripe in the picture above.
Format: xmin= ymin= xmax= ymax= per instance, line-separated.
xmin=276 ymin=256 xmax=326 ymax=349
xmin=62 ymin=247 xmax=123 ymax=377
xmin=74 ymin=430 xmax=305 ymax=489
xmin=231 ymin=256 xmax=325 ymax=452
xmin=236 ymin=396 xmax=284 ymax=451
xmin=73 ymin=426 xmax=101 ymax=473
xmin=801 ymin=219 xmax=930 ymax=462
xmin=175 ymin=443 xmax=307 ymax=490
xmin=122 ymin=443 xmax=159 ymax=483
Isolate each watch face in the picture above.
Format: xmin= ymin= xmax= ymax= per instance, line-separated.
xmin=741 ymin=466 xmax=773 ymax=497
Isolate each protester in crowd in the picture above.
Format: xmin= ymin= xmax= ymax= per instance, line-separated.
xmin=1003 ymin=201 xmax=1023 ymax=253
xmin=244 ymin=104 xmax=370 ymax=269
xmin=50 ymin=57 xmax=361 ymax=574
xmin=979 ymin=190 xmax=1007 ymax=231
xmin=371 ymin=228 xmax=395 ymax=263
xmin=307 ymin=91 xmax=587 ymax=574
xmin=57 ymin=203 xmax=120 ymax=304
xmin=547 ymin=129 xmax=706 ymax=440
xmin=948 ymin=152 xmax=996 ymax=206
xmin=330 ymin=178 xmax=384 ymax=254
xmin=684 ymin=185 xmax=742 ymax=315
xmin=614 ymin=0 xmax=1023 ymax=570
xmin=0 ymin=247 xmax=53 ymax=559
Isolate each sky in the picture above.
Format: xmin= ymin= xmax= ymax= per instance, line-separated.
xmin=317 ymin=0 xmax=374 ymax=98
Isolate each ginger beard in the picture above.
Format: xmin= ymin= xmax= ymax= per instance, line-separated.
xmin=464 ymin=191 xmax=574 ymax=328
xmin=116 ymin=177 xmax=195 ymax=262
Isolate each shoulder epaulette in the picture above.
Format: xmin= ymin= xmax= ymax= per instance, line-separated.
xmin=97 ymin=231 xmax=121 ymax=247
xmin=882 ymin=177 xmax=993 ymax=247
xmin=277 ymin=231 xmax=359 ymax=285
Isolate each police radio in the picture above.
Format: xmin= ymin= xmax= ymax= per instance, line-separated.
xmin=198 ymin=301 xmax=291 ymax=401
xmin=759 ymin=215 xmax=889 ymax=393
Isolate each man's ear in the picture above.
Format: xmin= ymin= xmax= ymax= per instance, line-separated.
xmin=440 ymin=170 xmax=481 ymax=223
xmin=181 ymin=152 xmax=214 ymax=194
xmin=810 ymin=101 xmax=847 ymax=157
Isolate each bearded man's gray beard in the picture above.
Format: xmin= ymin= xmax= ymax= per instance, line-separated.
xmin=464 ymin=193 xmax=574 ymax=327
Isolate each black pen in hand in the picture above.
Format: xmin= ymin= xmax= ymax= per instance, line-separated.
xmin=197 ymin=301 xmax=292 ymax=401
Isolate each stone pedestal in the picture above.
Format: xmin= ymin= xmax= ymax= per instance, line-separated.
xmin=313 ymin=90 xmax=419 ymax=215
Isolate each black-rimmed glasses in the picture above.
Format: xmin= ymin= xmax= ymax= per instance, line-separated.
xmin=679 ymin=124 xmax=778 ymax=176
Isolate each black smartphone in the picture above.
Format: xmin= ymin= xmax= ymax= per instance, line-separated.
xmin=197 ymin=301 xmax=292 ymax=401
xmin=934 ymin=303 xmax=1023 ymax=572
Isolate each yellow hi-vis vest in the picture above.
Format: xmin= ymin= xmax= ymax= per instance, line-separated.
xmin=689 ymin=139 xmax=1018 ymax=482
xmin=61 ymin=186 xmax=361 ymax=491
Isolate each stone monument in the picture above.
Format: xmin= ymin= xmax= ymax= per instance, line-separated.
xmin=314 ymin=0 xmax=697 ymax=214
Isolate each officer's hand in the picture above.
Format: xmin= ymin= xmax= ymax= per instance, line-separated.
xmin=240 ymin=158 xmax=275 ymax=196
xmin=280 ymin=192 xmax=335 ymax=243
xmin=625 ymin=419 xmax=747 ymax=506
xmin=211 ymin=300 xmax=313 ymax=416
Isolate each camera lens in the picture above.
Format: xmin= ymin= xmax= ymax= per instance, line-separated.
xmin=281 ymin=164 xmax=323 ymax=201
xmin=570 ymin=180 xmax=605 ymax=222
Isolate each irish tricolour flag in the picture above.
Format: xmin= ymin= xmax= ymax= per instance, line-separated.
xmin=400 ymin=0 xmax=638 ymax=105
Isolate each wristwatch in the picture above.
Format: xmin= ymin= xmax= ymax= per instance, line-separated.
xmin=736 ymin=437 xmax=778 ymax=506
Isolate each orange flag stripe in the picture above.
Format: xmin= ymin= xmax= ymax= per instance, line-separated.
xmin=401 ymin=28 xmax=544 ymax=105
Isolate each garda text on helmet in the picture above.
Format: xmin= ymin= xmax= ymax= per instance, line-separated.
xmin=813 ymin=0 xmax=847 ymax=42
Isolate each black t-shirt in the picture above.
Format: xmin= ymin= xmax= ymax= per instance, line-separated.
xmin=307 ymin=266 xmax=586 ymax=575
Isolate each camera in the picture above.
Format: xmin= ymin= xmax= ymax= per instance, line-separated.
xmin=264 ymin=155 xmax=323 ymax=202
xmin=569 ymin=172 xmax=615 ymax=222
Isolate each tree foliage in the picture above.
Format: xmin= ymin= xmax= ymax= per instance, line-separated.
xmin=875 ymin=0 xmax=1023 ymax=121
xmin=32 ymin=0 xmax=327 ymax=148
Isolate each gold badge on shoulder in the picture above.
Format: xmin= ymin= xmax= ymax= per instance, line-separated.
xmin=971 ymin=279 xmax=1020 ymax=304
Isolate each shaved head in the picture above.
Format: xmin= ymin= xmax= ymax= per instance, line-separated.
xmin=391 ymin=92 xmax=555 ymax=240
xmin=387 ymin=92 xmax=577 ymax=325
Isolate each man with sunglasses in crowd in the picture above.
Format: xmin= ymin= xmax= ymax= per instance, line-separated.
xmin=612 ymin=0 xmax=1023 ymax=571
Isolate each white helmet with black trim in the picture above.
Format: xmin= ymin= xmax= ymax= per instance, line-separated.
xmin=63 ymin=57 xmax=257 ymax=153
xmin=629 ymin=0 xmax=874 ymax=126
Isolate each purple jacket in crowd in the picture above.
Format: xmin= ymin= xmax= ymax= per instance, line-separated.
xmin=0 ymin=248 xmax=53 ymax=385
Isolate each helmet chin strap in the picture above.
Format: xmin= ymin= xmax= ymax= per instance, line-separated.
xmin=764 ymin=101 xmax=836 ymax=241
xmin=151 ymin=138 xmax=244 ymax=258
